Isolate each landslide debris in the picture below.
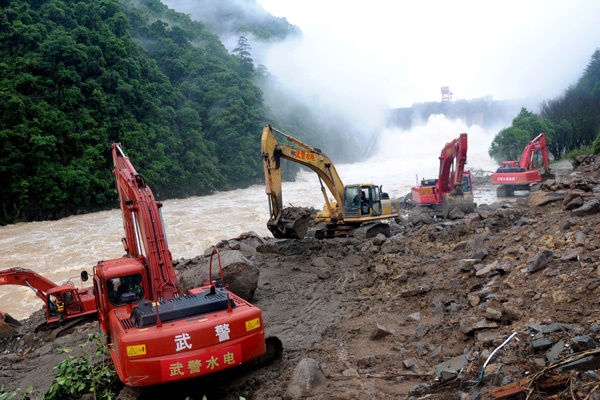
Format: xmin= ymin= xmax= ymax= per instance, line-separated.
xmin=3 ymin=158 xmax=600 ymax=399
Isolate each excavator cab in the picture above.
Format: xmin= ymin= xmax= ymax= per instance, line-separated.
xmin=344 ymin=184 xmax=389 ymax=218
xmin=46 ymin=286 xmax=85 ymax=325
xmin=343 ymin=185 xmax=383 ymax=218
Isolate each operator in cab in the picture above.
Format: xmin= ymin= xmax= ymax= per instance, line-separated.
xmin=360 ymin=191 xmax=369 ymax=214
xmin=107 ymin=275 xmax=144 ymax=306
xmin=351 ymin=190 xmax=370 ymax=214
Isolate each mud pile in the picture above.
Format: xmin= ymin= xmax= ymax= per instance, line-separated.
xmin=2 ymin=157 xmax=600 ymax=399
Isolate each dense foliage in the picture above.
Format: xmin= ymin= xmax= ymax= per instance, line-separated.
xmin=0 ymin=0 xmax=364 ymax=225
xmin=490 ymin=48 xmax=600 ymax=161
xmin=161 ymin=0 xmax=302 ymax=41
xmin=0 ymin=0 xmax=295 ymax=225
xmin=488 ymin=108 xmax=555 ymax=161
xmin=44 ymin=334 xmax=118 ymax=400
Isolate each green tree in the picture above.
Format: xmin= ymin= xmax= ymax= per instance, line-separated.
xmin=488 ymin=126 xmax=531 ymax=162
xmin=0 ymin=0 xmax=359 ymax=225
xmin=232 ymin=35 xmax=254 ymax=78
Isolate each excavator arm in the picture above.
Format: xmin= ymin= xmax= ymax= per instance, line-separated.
xmin=438 ymin=133 xmax=469 ymax=195
xmin=262 ymin=125 xmax=345 ymax=237
xmin=112 ymin=143 xmax=180 ymax=301
xmin=0 ymin=268 xmax=58 ymax=302
xmin=519 ymin=133 xmax=552 ymax=175
xmin=438 ymin=133 xmax=474 ymax=217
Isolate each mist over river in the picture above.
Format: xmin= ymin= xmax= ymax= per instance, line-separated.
xmin=0 ymin=117 xmax=503 ymax=320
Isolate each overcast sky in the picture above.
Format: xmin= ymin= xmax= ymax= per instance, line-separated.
xmin=255 ymin=0 xmax=600 ymax=110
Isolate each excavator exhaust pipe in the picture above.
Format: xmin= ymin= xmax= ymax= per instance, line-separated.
xmin=442 ymin=193 xmax=475 ymax=219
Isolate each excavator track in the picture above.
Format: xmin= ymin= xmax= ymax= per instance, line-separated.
xmin=33 ymin=314 xmax=97 ymax=338
xmin=352 ymin=222 xmax=391 ymax=241
xmin=246 ymin=336 xmax=283 ymax=368
xmin=308 ymin=222 xmax=391 ymax=240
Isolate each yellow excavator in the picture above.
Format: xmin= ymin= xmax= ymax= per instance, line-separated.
xmin=261 ymin=125 xmax=400 ymax=240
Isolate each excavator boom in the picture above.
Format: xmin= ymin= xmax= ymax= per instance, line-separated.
xmin=0 ymin=268 xmax=59 ymax=303
xmin=262 ymin=125 xmax=345 ymax=238
xmin=112 ymin=143 xmax=180 ymax=301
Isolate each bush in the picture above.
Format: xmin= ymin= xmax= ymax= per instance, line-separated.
xmin=592 ymin=132 xmax=600 ymax=155
xmin=0 ymin=386 xmax=33 ymax=400
xmin=563 ymin=145 xmax=595 ymax=161
xmin=43 ymin=334 xmax=118 ymax=400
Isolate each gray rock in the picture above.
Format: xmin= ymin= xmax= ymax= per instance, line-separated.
xmin=528 ymin=191 xmax=565 ymax=207
xmin=435 ymin=354 xmax=469 ymax=377
xmin=403 ymin=357 xmax=419 ymax=369
xmin=527 ymin=250 xmax=554 ymax=273
xmin=284 ymin=358 xmax=326 ymax=400
xmin=572 ymin=198 xmax=600 ymax=217
xmin=370 ymin=324 xmax=395 ymax=340
xmin=179 ymin=250 xmax=259 ymax=302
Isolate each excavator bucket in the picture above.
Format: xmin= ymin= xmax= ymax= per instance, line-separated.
xmin=442 ymin=193 xmax=475 ymax=219
xmin=267 ymin=207 xmax=312 ymax=239
xmin=541 ymin=170 xmax=555 ymax=180
xmin=268 ymin=214 xmax=311 ymax=239
xmin=0 ymin=312 xmax=21 ymax=339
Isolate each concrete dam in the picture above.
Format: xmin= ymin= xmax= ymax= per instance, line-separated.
xmin=386 ymin=97 xmax=527 ymax=130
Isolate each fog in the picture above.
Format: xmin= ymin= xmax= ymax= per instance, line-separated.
xmin=255 ymin=0 xmax=600 ymax=109
xmin=161 ymin=0 xmax=599 ymax=143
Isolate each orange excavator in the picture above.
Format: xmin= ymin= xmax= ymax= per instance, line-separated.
xmin=491 ymin=132 xmax=554 ymax=197
xmin=92 ymin=143 xmax=268 ymax=387
xmin=411 ymin=133 xmax=475 ymax=218
xmin=0 ymin=268 xmax=96 ymax=332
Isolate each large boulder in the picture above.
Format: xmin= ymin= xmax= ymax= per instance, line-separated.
xmin=178 ymin=250 xmax=259 ymax=302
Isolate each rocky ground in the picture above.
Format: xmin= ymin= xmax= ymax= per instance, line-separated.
xmin=3 ymin=157 xmax=600 ymax=400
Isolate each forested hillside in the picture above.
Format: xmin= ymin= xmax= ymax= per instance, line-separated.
xmin=0 ymin=0 xmax=359 ymax=225
xmin=489 ymin=48 xmax=600 ymax=161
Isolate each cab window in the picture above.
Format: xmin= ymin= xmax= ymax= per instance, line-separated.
xmin=106 ymin=274 xmax=144 ymax=306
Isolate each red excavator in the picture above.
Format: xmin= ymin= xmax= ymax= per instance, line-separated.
xmin=0 ymin=268 xmax=96 ymax=331
xmin=411 ymin=133 xmax=475 ymax=218
xmin=491 ymin=132 xmax=553 ymax=197
xmin=92 ymin=143 xmax=267 ymax=387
